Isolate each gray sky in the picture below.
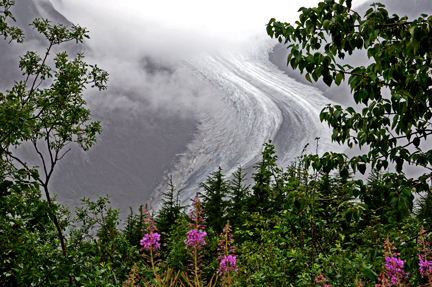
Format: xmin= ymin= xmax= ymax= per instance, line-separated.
xmin=51 ymin=0 xmax=370 ymax=57
xmin=47 ymin=0 xmax=371 ymax=115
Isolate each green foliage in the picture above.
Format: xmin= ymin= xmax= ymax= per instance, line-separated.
xmin=0 ymin=0 xmax=108 ymax=277
xmin=123 ymin=205 xmax=145 ymax=248
xmin=68 ymin=196 xmax=139 ymax=286
xmin=363 ymin=169 xmax=411 ymax=225
xmin=156 ymin=175 xmax=186 ymax=247
xmin=415 ymin=190 xmax=432 ymax=229
xmin=0 ymin=1 xmax=114 ymax=285
xmin=1 ymin=18 xmax=107 ymax=159
xmin=264 ymin=1 xmax=432 ymax=280
xmin=225 ymin=166 xmax=250 ymax=231
xmin=200 ymin=167 xmax=229 ymax=234
xmin=250 ymin=141 xmax=282 ymax=214
xmin=267 ymin=0 xmax=432 ymax=210
xmin=0 ymin=0 xmax=24 ymax=43
xmin=164 ymin=214 xmax=190 ymax=273
xmin=0 ymin=174 xmax=67 ymax=285
xmin=0 ymin=5 xmax=108 ymax=203
xmin=1 ymin=141 xmax=430 ymax=286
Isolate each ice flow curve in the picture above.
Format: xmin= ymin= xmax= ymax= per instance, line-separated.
xmin=150 ymin=40 xmax=342 ymax=209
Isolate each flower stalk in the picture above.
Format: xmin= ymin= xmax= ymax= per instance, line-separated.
xmin=217 ymin=221 xmax=238 ymax=287
xmin=185 ymin=193 xmax=207 ymax=287
xmin=140 ymin=204 xmax=162 ymax=286
xmin=376 ymin=234 xmax=406 ymax=287
xmin=316 ymin=273 xmax=331 ymax=287
xmin=418 ymin=226 xmax=432 ymax=286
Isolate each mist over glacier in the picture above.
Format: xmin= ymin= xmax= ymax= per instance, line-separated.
xmin=4 ymin=0 xmax=368 ymax=214
xmin=150 ymin=41 xmax=346 ymax=208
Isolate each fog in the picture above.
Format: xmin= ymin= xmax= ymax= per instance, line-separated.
xmin=48 ymin=0 xmax=369 ymax=117
xmin=50 ymin=0 xmax=369 ymax=59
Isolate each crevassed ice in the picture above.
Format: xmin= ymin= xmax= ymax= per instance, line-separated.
xmin=150 ymin=39 xmax=344 ymax=210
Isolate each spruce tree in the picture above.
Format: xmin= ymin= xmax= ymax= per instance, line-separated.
xmin=226 ymin=166 xmax=250 ymax=229
xmin=250 ymin=142 xmax=281 ymax=214
xmin=200 ymin=167 xmax=229 ymax=234
xmin=364 ymin=169 xmax=410 ymax=224
xmin=155 ymin=175 xmax=185 ymax=240
xmin=123 ymin=205 xmax=145 ymax=247
xmin=416 ymin=190 xmax=432 ymax=229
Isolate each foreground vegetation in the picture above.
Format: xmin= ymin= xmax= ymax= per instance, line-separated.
xmin=2 ymin=142 xmax=432 ymax=286
xmin=2 ymin=0 xmax=432 ymax=285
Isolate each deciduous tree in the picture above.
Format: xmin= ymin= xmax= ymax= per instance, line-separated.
xmin=0 ymin=0 xmax=108 ymax=280
xmin=267 ymin=0 xmax=430 ymax=210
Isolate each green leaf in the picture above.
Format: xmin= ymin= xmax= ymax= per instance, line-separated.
xmin=402 ymin=188 xmax=412 ymax=197
xmin=335 ymin=73 xmax=343 ymax=86
xmin=323 ymin=74 xmax=333 ymax=86
xmin=358 ymin=164 xmax=366 ymax=175
xmin=361 ymin=267 xmax=378 ymax=280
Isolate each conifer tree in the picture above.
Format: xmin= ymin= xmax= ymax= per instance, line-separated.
xmin=200 ymin=167 xmax=229 ymax=234
xmin=250 ymin=142 xmax=281 ymax=214
xmin=123 ymin=205 xmax=145 ymax=246
xmin=155 ymin=175 xmax=185 ymax=241
xmin=364 ymin=169 xmax=410 ymax=224
xmin=416 ymin=190 xmax=432 ymax=229
xmin=226 ymin=166 xmax=250 ymax=229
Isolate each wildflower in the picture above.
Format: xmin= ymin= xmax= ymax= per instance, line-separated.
xmin=385 ymin=256 xmax=406 ymax=285
xmin=141 ymin=204 xmax=159 ymax=234
xmin=185 ymin=193 xmax=207 ymax=286
xmin=417 ymin=225 xmax=432 ymax=284
xmin=316 ymin=273 xmax=331 ymax=287
xmin=376 ymin=234 xmax=407 ymax=286
xmin=218 ymin=255 xmax=238 ymax=275
xmin=217 ymin=221 xmax=238 ymax=286
xmin=419 ymin=256 xmax=432 ymax=277
xmin=187 ymin=193 xmax=206 ymax=230
xmin=185 ymin=228 xmax=207 ymax=249
xmin=140 ymin=231 xmax=161 ymax=251
xmin=140 ymin=204 xmax=160 ymax=282
xmin=124 ymin=263 xmax=140 ymax=287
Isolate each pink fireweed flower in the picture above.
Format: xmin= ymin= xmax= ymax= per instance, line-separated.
xmin=218 ymin=255 xmax=238 ymax=275
xmin=217 ymin=220 xmax=238 ymax=278
xmin=185 ymin=194 xmax=207 ymax=285
xmin=187 ymin=193 xmax=206 ymax=230
xmin=124 ymin=263 xmax=140 ymax=287
xmin=141 ymin=204 xmax=159 ymax=234
xmin=185 ymin=228 xmax=207 ymax=249
xmin=376 ymin=234 xmax=407 ymax=286
xmin=140 ymin=232 xmax=161 ymax=251
xmin=384 ymin=256 xmax=406 ymax=285
xmin=139 ymin=204 xmax=161 ymax=251
xmin=417 ymin=225 xmax=432 ymax=284
xmin=316 ymin=273 xmax=331 ymax=287
xmin=419 ymin=256 xmax=432 ymax=277
xmin=139 ymin=204 xmax=161 ymax=282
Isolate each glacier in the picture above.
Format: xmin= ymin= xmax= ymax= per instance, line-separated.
xmin=150 ymin=40 xmax=345 ymax=209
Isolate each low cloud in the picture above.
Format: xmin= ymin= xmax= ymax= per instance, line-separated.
xmin=46 ymin=0 xmax=368 ymax=118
